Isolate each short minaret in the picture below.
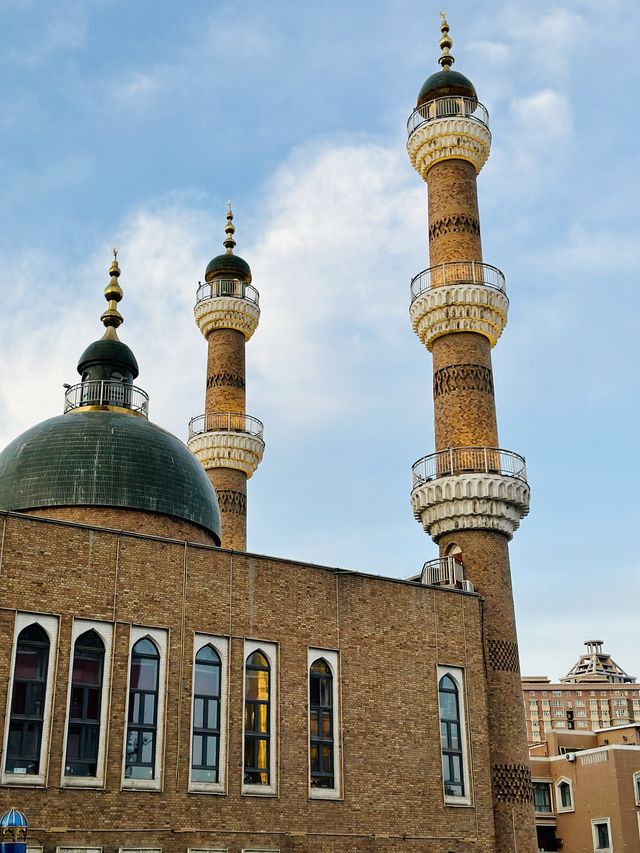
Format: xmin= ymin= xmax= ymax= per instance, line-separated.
xmin=188 ymin=206 xmax=264 ymax=550
xmin=407 ymin=17 xmax=535 ymax=853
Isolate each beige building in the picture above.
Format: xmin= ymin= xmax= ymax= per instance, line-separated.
xmin=523 ymin=641 xmax=639 ymax=743
xmin=529 ymin=725 xmax=640 ymax=852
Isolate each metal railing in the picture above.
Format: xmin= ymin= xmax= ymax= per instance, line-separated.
xmin=412 ymin=447 xmax=527 ymax=487
xmin=195 ymin=278 xmax=260 ymax=307
xmin=421 ymin=556 xmax=464 ymax=587
xmin=188 ymin=411 xmax=264 ymax=440
xmin=407 ymin=95 xmax=490 ymax=137
xmin=64 ymin=380 xmax=149 ymax=417
xmin=410 ymin=261 xmax=506 ymax=303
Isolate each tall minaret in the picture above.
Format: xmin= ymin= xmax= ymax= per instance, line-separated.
xmin=188 ymin=206 xmax=264 ymax=550
xmin=407 ymin=17 xmax=536 ymax=853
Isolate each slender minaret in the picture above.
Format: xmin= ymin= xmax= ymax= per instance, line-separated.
xmin=188 ymin=206 xmax=264 ymax=550
xmin=407 ymin=17 xmax=536 ymax=852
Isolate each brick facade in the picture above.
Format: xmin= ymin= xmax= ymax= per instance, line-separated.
xmin=0 ymin=511 xmax=498 ymax=853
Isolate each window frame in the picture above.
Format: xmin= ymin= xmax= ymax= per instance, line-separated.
xmin=121 ymin=626 xmax=168 ymax=791
xmin=634 ymin=771 xmax=640 ymax=806
xmin=532 ymin=780 xmax=553 ymax=814
xmin=555 ymin=776 xmax=574 ymax=813
xmin=308 ymin=648 xmax=341 ymax=800
xmin=437 ymin=664 xmax=471 ymax=807
xmin=188 ymin=634 xmax=229 ymax=794
xmin=242 ymin=640 xmax=277 ymax=797
xmin=591 ymin=817 xmax=613 ymax=852
xmin=1 ymin=613 xmax=59 ymax=786
xmin=61 ymin=619 xmax=113 ymax=788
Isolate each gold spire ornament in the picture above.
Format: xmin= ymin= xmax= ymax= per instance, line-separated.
xmin=100 ymin=247 xmax=124 ymax=337
xmin=438 ymin=11 xmax=455 ymax=70
xmin=223 ymin=201 xmax=237 ymax=254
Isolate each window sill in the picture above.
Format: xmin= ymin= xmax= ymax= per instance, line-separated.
xmin=188 ymin=782 xmax=226 ymax=795
xmin=1 ymin=774 xmax=45 ymax=787
xmin=242 ymin=784 xmax=277 ymax=797
xmin=444 ymin=796 xmax=472 ymax=807
xmin=557 ymin=807 xmax=574 ymax=814
xmin=309 ymin=788 xmax=341 ymax=800
xmin=61 ymin=776 xmax=105 ymax=789
xmin=121 ymin=779 xmax=162 ymax=792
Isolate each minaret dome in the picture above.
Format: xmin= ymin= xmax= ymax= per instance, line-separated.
xmin=416 ymin=13 xmax=477 ymax=107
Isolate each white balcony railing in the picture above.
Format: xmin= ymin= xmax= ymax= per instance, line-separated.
xmin=188 ymin=411 xmax=264 ymax=440
xmin=421 ymin=556 xmax=463 ymax=586
xmin=412 ymin=447 xmax=527 ymax=487
xmin=410 ymin=261 xmax=506 ymax=303
xmin=64 ymin=381 xmax=149 ymax=417
xmin=407 ymin=95 xmax=490 ymax=138
xmin=195 ymin=279 xmax=260 ymax=307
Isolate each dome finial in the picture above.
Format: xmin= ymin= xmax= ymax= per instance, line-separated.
xmin=438 ymin=11 xmax=455 ymax=71
xmin=101 ymin=247 xmax=124 ymax=336
xmin=223 ymin=201 xmax=236 ymax=254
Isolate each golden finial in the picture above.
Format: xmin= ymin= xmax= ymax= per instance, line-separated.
xmin=101 ymin=248 xmax=124 ymax=335
xmin=223 ymin=201 xmax=236 ymax=254
xmin=438 ymin=11 xmax=454 ymax=70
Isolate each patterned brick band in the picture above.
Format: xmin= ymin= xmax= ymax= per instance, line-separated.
xmin=217 ymin=490 xmax=247 ymax=515
xmin=488 ymin=639 xmax=520 ymax=672
xmin=492 ymin=764 xmax=533 ymax=803
xmin=429 ymin=214 xmax=480 ymax=241
xmin=207 ymin=373 xmax=246 ymax=390
xmin=433 ymin=364 xmax=494 ymax=398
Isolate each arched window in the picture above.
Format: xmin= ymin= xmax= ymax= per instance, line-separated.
xmin=244 ymin=650 xmax=270 ymax=785
xmin=125 ymin=638 xmax=159 ymax=779
xmin=310 ymin=659 xmax=334 ymax=789
xmin=65 ymin=630 xmax=105 ymax=777
xmin=556 ymin=777 xmax=574 ymax=812
xmin=191 ymin=644 xmax=221 ymax=783
xmin=439 ymin=673 xmax=465 ymax=798
xmin=6 ymin=625 xmax=50 ymax=775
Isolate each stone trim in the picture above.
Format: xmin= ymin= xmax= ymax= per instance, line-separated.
xmin=488 ymin=639 xmax=520 ymax=673
xmin=207 ymin=372 xmax=246 ymax=390
xmin=407 ymin=116 xmax=492 ymax=179
xmin=429 ymin=214 xmax=480 ymax=241
xmin=411 ymin=472 xmax=530 ymax=541
xmin=194 ymin=296 xmax=260 ymax=341
xmin=433 ymin=364 xmax=494 ymax=398
xmin=492 ymin=764 xmax=533 ymax=804
xmin=410 ymin=283 xmax=508 ymax=350
xmin=217 ymin=489 xmax=247 ymax=515
xmin=188 ymin=431 xmax=264 ymax=478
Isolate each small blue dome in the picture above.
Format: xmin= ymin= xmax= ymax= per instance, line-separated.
xmin=0 ymin=810 xmax=27 ymax=829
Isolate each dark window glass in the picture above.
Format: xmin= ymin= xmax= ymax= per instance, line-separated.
xmin=125 ymin=637 xmax=159 ymax=780
xmin=595 ymin=822 xmax=609 ymax=849
xmin=6 ymin=624 xmax=50 ymax=775
xmin=244 ymin=651 xmax=270 ymax=785
xmin=559 ymin=781 xmax=572 ymax=809
xmin=533 ymin=782 xmax=552 ymax=813
xmin=191 ymin=645 xmax=221 ymax=783
xmin=310 ymin=659 xmax=334 ymax=788
xmin=438 ymin=673 xmax=465 ymax=798
xmin=65 ymin=630 xmax=105 ymax=777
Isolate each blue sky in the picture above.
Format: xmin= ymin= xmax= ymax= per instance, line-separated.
xmin=1 ymin=0 xmax=639 ymax=680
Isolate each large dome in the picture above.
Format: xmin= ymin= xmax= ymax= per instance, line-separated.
xmin=0 ymin=411 xmax=221 ymax=543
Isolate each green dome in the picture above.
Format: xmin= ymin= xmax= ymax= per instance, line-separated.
xmin=417 ymin=69 xmax=477 ymax=107
xmin=205 ymin=253 xmax=252 ymax=284
xmin=0 ymin=411 xmax=220 ymax=542
xmin=78 ymin=337 xmax=139 ymax=379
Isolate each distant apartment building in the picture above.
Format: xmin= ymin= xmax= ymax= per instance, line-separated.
xmin=522 ymin=640 xmax=640 ymax=743
xmin=529 ymin=725 xmax=640 ymax=852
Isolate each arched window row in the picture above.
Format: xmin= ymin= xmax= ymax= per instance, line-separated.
xmin=3 ymin=617 xmax=468 ymax=805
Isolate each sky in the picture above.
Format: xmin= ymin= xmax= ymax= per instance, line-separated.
xmin=1 ymin=0 xmax=639 ymax=681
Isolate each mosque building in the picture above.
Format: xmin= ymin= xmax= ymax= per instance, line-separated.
xmin=0 ymin=17 xmax=537 ymax=853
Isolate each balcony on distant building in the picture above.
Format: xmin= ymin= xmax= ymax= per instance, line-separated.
xmin=407 ymin=95 xmax=490 ymax=140
xmin=188 ymin=412 xmax=264 ymax=440
xmin=195 ymin=278 xmax=260 ymax=308
xmin=420 ymin=555 xmax=474 ymax=592
xmin=410 ymin=261 xmax=506 ymax=301
xmin=412 ymin=447 xmax=527 ymax=486
xmin=64 ymin=380 xmax=150 ymax=418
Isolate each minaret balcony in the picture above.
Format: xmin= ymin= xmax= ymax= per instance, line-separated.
xmin=409 ymin=261 xmax=509 ymax=350
xmin=407 ymin=95 xmax=491 ymax=177
xmin=411 ymin=447 xmax=530 ymax=540
xmin=420 ymin=556 xmax=474 ymax=592
xmin=64 ymin=380 xmax=149 ymax=418
xmin=187 ymin=412 xmax=265 ymax=478
xmin=194 ymin=278 xmax=261 ymax=340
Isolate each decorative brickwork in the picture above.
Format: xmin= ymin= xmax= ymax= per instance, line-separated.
xmin=492 ymin=764 xmax=533 ymax=804
xmin=217 ymin=489 xmax=247 ymax=515
xmin=488 ymin=639 xmax=520 ymax=673
xmin=433 ymin=364 xmax=494 ymax=398
xmin=194 ymin=294 xmax=260 ymax=340
xmin=407 ymin=115 xmax=491 ymax=179
xmin=429 ymin=214 xmax=480 ymax=241
xmin=207 ymin=372 xmax=245 ymax=390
